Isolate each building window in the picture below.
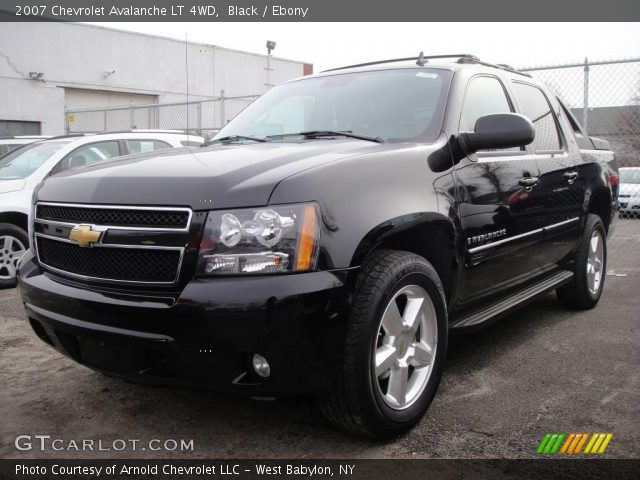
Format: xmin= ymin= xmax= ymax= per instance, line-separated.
xmin=0 ymin=120 xmax=41 ymax=136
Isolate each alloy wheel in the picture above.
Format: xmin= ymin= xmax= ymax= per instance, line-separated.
xmin=373 ymin=285 xmax=438 ymax=410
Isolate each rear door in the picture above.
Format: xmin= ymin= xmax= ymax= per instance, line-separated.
xmin=510 ymin=82 xmax=584 ymax=269
xmin=454 ymin=75 xmax=546 ymax=307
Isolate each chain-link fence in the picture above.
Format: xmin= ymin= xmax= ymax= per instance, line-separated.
xmin=65 ymin=91 xmax=260 ymax=140
xmin=520 ymin=58 xmax=640 ymax=168
xmin=520 ymin=57 xmax=640 ymax=270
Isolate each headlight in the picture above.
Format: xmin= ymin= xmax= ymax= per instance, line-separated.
xmin=197 ymin=203 xmax=320 ymax=275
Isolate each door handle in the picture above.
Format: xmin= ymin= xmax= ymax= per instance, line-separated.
xmin=564 ymin=171 xmax=579 ymax=183
xmin=518 ymin=177 xmax=539 ymax=189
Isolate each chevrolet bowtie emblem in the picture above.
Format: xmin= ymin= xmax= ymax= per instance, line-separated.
xmin=68 ymin=225 xmax=101 ymax=247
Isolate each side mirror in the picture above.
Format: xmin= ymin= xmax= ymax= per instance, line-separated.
xmin=459 ymin=113 xmax=535 ymax=154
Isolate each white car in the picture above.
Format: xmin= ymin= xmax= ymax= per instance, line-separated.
xmin=0 ymin=130 xmax=204 ymax=287
xmin=0 ymin=136 xmax=51 ymax=157
xmin=618 ymin=167 xmax=640 ymax=218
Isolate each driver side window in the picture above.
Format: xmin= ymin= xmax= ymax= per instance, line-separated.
xmin=460 ymin=76 xmax=513 ymax=133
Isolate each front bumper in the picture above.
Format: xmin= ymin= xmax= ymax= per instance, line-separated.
xmin=18 ymin=250 xmax=353 ymax=396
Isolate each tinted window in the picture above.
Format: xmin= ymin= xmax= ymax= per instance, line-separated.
xmin=59 ymin=141 xmax=121 ymax=172
xmin=460 ymin=76 xmax=512 ymax=132
xmin=215 ymin=69 xmax=452 ymax=143
xmin=512 ymin=83 xmax=562 ymax=152
xmin=126 ymin=139 xmax=171 ymax=154
xmin=0 ymin=141 xmax=69 ymax=179
xmin=0 ymin=144 xmax=20 ymax=156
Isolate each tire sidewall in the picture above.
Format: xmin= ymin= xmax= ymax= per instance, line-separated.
xmin=359 ymin=266 xmax=448 ymax=432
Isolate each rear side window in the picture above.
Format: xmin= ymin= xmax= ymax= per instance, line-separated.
xmin=511 ymin=82 xmax=562 ymax=152
xmin=126 ymin=139 xmax=171 ymax=154
xmin=460 ymin=76 xmax=513 ymax=132
xmin=58 ymin=140 xmax=121 ymax=172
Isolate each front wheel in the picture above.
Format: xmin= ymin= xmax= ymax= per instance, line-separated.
xmin=556 ymin=214 xmax=607 ymax=309
xmin=0 ymin=223 xmax=28 ymax=289
xmin=318 ymin=250 xmax=448 ymax=438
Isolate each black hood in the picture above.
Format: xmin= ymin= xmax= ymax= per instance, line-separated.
xmin=36 ymin=140 xmax=397 ymax=210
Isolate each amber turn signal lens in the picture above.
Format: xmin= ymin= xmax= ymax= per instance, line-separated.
xmin=295 ymin=205 xmax=318 ymax=271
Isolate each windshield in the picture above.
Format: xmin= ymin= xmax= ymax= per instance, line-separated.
xmin=0 ymin=141 xmax=70 ymax=180
xmin=215 ymin=69 xmax=452 ymax=143
xmin=620 ymin=169 xmax=640 ymax=184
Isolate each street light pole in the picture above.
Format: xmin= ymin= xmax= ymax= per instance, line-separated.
xmin=265 ymin=40 xmax=276 ymax=91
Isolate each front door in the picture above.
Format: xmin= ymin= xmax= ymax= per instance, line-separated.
xmin=453 ymin=75 xmax=546 ymax=308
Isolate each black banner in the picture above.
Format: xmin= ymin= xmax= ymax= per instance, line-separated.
xmin=1 ymin=0 xmax=640 ymax=22
xmin=1 ymin=460 xmax=640 ymax=480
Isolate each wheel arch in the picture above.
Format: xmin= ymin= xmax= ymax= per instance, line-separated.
xmin=586 ymin=187 xmax=613 ymax=234
xmin=0 ymin=211 xmax=29 ymax=233
xmin=350 ymin=213 xmax=458 ymax=300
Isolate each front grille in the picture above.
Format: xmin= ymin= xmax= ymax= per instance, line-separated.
xmin=36 ymin=204 xmax=189 ymax=229
xmin=37 ymin=237 xmax=181 ymax=283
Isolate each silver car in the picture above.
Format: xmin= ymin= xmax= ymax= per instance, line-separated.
xmin=618 ymin=167 xmax=640 ymax=218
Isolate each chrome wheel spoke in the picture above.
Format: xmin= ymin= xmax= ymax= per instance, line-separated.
xmin=375 ymin=345 xmax=398 ymax=377
xmin=408 ymin=341 xmax=432 ymax=369
xmin=403 ymin=297 xmax=424 ymax=334
xmin=387 ymin=365 xmax=409 ymax=406
xmin=381 ymin=300 xmax=403 ymax=337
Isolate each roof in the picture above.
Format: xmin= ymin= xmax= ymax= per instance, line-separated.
xmin=318 ymin=53 xmax=531 ymax=78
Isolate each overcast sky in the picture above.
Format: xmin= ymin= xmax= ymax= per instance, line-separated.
xmin=90 ymin=22 xmax=640 ymax=71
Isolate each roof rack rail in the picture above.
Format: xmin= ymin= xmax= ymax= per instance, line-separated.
xmin=322 ymin=53 xmax=478 ymax=72
xmin=457 ymin=57 xmax=531 ymax=77
xmin=322 ymin=53 xmax=531 ymax=77
xmin=92 ymin=129 xmax=188 ymax=136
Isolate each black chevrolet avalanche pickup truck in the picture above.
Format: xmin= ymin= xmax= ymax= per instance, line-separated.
xmin=18 ymin=54 xmax=618 ymax=438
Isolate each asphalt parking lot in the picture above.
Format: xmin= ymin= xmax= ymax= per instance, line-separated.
xmin=1 ymin=219 xmax=638 ymax=460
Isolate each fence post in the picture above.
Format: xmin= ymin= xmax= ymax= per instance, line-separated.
xmin=197 ymin=101 xmax=202 ymax=136
xmin=219 ymin=90 xmax=226 ymax=129
xmin=129 ymin=100 xmax=135 ymax=129
xmin=583 ymin=57 xmax=590 ymax=134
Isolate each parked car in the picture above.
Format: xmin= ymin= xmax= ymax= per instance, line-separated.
xmin=0 ymin=136 xmax=51 ymax=157
xmin=0 ymin=130 xmax=204 ymax=287
xmin=618 ymin=167 xmax=640 ymax=218
xmin=18 ymin=55 xmax=617 ymax=438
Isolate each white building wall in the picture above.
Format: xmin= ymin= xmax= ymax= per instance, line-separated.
xmin=0 ymin=23 xmax=311 ymax=135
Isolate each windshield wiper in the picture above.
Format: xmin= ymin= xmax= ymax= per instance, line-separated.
xmin=201 ymin=135 xmax=271 ymax=146
xmin=269 ymin=130 xmax=386 ymax=144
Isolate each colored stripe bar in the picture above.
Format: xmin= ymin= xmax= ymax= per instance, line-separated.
xmin=537 ymin=433 xmax=552 ymax=454
xmin=544 ymin=434 xmax=559 ymax=454
xmin=550 ymin=433 xmax=565 ymax=453
xmin=597 ymin=434 xmax=613 ymax=453
xmin=574 ymin=433 xmax=589 ymax=454
xmin=560 ymin=433 xmax=575 ymax=454
xmin=584 ymin=433 xmax=599 ymax=454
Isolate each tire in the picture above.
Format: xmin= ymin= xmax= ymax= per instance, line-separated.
xmin=318 ymin=250 xmax=448 ymax=439
xmin=556 ymin=214 xmax=607 ymax=310
xmin=0 ymin=223 xmax=29 ymax=289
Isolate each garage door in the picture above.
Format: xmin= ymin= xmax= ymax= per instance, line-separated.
xmin=64 ymin=88 xmax=157 ymax=109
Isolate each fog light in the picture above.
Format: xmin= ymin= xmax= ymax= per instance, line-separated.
xmin=252 ymin=353 xmax=271 ymax=378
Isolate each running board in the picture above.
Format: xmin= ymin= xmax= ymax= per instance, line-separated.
xmin=450 ymin=270 xmax=574 ymax=330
